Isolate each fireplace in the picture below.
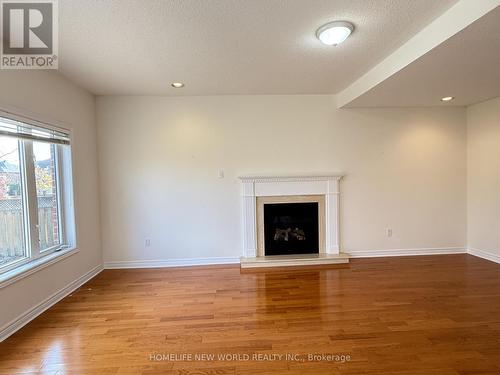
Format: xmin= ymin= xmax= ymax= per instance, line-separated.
xmin=263 ymin=202 xmax=319 ymax=255
xmin=238 ymin=175 xmax=343 ymax=262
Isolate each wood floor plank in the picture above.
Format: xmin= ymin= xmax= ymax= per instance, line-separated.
xmin=1 ymin=254 xmax=500 ymax=374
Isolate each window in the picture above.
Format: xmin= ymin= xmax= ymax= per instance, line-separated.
xmin=34 ymin=142 xmax=61 ymax=251
xmin=0 ymin=137 xmax=27 ymax=267
xmin=0 ymin=112 xmax=75 ymax=275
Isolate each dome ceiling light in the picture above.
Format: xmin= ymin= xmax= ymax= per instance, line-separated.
xmin=316 ymin=21 xmax=354 ymax=46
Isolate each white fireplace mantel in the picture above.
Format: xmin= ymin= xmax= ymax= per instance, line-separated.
xmin=238 ymin=175 xmax=343 ymax=258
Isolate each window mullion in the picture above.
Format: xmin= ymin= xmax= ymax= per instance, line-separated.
xmin=23 ymin=141 xmax=40 ymax=259
xmin=55 ymin=145 xmax=65 ymax=246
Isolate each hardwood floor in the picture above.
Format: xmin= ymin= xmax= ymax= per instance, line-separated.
xmin=1 ymin=254 xmax=500 ymax=374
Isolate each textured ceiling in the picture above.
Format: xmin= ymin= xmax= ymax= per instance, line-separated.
xmin=346 ymin=6 xmax=500 ymax=107
xmin=58 ymin=0 xmax=458 ymax=95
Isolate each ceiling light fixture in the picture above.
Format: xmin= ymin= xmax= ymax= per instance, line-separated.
xmin=441 ymin=96 xmax=454 ymax=102
xmin=316 ymin=21 xmax=354 ymax=46
xmin=171 ymin=82 xmax=185 ymax=88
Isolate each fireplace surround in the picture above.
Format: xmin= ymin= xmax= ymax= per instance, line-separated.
xmin=238 ymin=175 xmax=343 ymax=264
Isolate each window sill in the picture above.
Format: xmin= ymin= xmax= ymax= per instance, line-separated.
xmin=0 ymin=247 xmax=79 ymax=289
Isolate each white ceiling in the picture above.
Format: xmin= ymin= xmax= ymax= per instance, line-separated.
xmin=345 ymin=5 xmax=500 ymax=107
xmin=58 ymin=0 xmax=458 ymax=96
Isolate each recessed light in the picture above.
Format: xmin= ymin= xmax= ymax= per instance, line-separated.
xmin=316 ymin=21 xmax=354 ymax=46
xmin=441 ymin=96 xmax=454 ymax=102
xmin=171 ymin=82 xmax=185 ymax=88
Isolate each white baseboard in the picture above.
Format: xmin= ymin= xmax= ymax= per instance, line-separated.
xmin=0 ymin=264 xmax=103 ymax=342
xmin=104 ymin=256 xmax=240 ymax=269
xmin=468 ymin=248 xmax=500 ymax=264
xmin=348 ymin=247 xmax=466 ymax=258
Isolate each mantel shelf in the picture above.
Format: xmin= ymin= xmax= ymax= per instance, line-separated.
xmin=238 ymin=175 xmax=343 ymax=183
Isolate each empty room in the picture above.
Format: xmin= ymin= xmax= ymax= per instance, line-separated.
xmin=1 ymin=0 xmax=500 ymax=374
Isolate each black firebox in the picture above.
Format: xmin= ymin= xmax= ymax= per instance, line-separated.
xmin=263 ymin=202 xmax=319 ymax=256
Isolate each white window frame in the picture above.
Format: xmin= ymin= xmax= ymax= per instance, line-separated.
xmin=0 ymin=106 xmax=77 ymax=284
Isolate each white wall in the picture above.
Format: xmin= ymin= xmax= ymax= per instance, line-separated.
xmin=97 ymin=95 xmax=466 ymax=263
xmin=467 ymin=97 xmax=500 ymax=258
xmin=0 ymin=71 xmax=101 ymax=330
